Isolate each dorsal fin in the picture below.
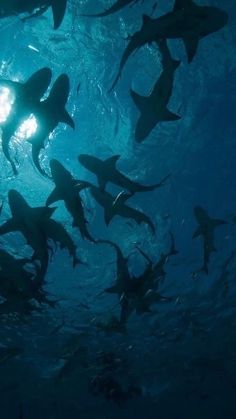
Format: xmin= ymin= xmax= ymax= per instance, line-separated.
xmin=24 ymin=68 xmax=52 ymax=100
xmin=104 ymin=155 xmax=120 ymax=169
xmin=130 ymin=89 xmax=147 ymax=111
xmin=112 ymin=191 xmax=133 ymax=209
xmin=31 ymin=206 xmax=57 ymax=220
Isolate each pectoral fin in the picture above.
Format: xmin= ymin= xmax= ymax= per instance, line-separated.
xmin=105 ymin=155 xmax=121 ymax=169
xmin=46 ymin=188 xmax=62 ymax=206
xmin=130 ymin=89 xmax=147 ymax=112
xmin=183 ymin=37 xmax=200 ymax=63
xmin=162 ymin=109 xmax=181 ymax=122
xmin=0 ymin=219 xmax=19 ymax=235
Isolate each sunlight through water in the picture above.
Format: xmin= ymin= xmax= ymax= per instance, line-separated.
xmin=0 ymin=87 xmax=15 ymax=123
xmin=15 ymin=114 xmax=38 ymax=140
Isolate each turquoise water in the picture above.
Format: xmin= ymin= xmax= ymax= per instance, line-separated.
xmin=0 ymin=1 xmax=235 ymax=418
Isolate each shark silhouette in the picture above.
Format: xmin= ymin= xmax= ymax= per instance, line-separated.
xmin=27 ymin=74 xmax=74 ymax=177
xmin=0 ymin=248 xmax=56 ymax=307
xmin=0 ymin=0 xmax=67 ymax=29
xmin=78 ymin=153 xmax=171 ymax=192
xmin=110 ymin=0 xmax=228 ymax=90
xmin=0 ymin=190 xmax=56 ymax=277
xmin=193 ymin=206 xmax=227 ymax=274
xmin=98 ymin=239 xmax=133 ymax=296
xmin=0 ymin=68 xmax=52 ymax=174
xmin=90 ymin=187 xmax=155 ymax=234
xmin=81 ymin=0 xmax=140 ymax=18
xmin=131 ymin=39 xmax=181 ymax=142
xmin=47 ymin=159 xmax=95 ymax=242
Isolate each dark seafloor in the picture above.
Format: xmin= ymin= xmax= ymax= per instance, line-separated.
xmin=0 ymin=0 xmax=235 ymax=418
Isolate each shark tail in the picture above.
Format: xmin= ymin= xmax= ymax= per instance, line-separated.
xmin=211 ymin=218 xmax=227 ymax=227
xmin=145 ymin=173 xmax=172 ymax=191
xmin=31 ymin=147 xmax=51 ymax=179
xmin=1 ymin=138 xmax=18 ymax=175
xmin=51 ymin=0 xmax=67 ymax=29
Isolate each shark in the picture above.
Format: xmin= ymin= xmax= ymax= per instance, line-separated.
xmin=98 ymin=240 xmax=172 ymax=324
xmin=81 ymin=0 xmax=141 ymax=18
xmin=0 ymin=0 xmax=68 ymax=29
xmin=193 ymin=206 xmax=227 ymax=274
xmin=98 ymin=239 xmax=133 ymax=296
xmin=0 ymin=190 xmax=56 ymax=277
xmin=130 ymin=39 xmax=181 ymax=142
xmin=0 ymin=249 xmax=56 ymax=307
xmin=28 ymin=74 xmax=74 ymax=177
xmin=110 ymin=0 xmax=228 ymax=90
xmin=47 ymin=159 xmax=96 ymax=242
xmin=78 ymin=153 xmax=171 ymax=192
xmin=90 ymin=187 xmax=155 ymax=234
xmin=0 ymin=67 xmax=52 ymax=174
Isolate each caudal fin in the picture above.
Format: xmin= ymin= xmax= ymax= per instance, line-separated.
xmin=51 ymin=0 xmax=67 ymax=29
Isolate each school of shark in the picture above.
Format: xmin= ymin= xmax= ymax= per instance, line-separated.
xmin=0 ymin=0 xmax=235 ymax=418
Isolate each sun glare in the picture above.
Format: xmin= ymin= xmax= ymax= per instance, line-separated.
xmin=15 ymin=114 xmax=38 ymax=140
xmin=0 ymin=87 xmax=15 ymax=123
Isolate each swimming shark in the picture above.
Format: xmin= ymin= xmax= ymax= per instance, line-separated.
xmin=28 ymin=74 xmax=74 ymax=177
xmin=0 ymin=249 xmax=56 ymax=307
xmin=0 ymin=190 xmax=56 ymax=277
xmin=47 ymin=159 xmax=95 ymax=242
xmin=0 ymin=0 xmax=67 ymax=29
xmin=81 ymin=0 xmax=141 ymax=18
xmin=98 ymin=239 xmax=133 ymax=296
xmin=0 ymin=67 xmax=52 ymax=174
xmin=78 ymin=153 xmax=171 ymax=192
xmin=90 ymin=187 xmax=155 ymax=234
xmin=110 ymin=0 xmax=228 ymax=90
xmin=130 ymin=39 xmax=181 ymax=142
xmin=193 ymin=206 xmax=227 ymax=274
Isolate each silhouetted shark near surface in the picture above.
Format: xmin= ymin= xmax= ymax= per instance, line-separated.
xmin=28 ymin=74 xmax=74 ymax=177
xmin=90 ymin=187 xmax=155 ymax=234
xmin=0 ymin=0 xmax=67 ymax=29
xmin=193 ymin=206 xmax=227 ymax=274
xmin=110 ymin=0 xmax=228 ymax=90
xmin=0 ymin=68 xmax=52 ymax=175
xmin=47 ymin=159 xmax=95 ymax=242
xmin=81 ymin=0 xmax=140 ymax=18
xmin=0 ymin=190 xmax=55 ymax=278
xmin=131 ymin=39 xmax=181 ymax=142
xmin=78 ymin=154 xmax=171 ymax=192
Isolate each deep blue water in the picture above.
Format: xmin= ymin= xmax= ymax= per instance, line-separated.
xmin=0 ymin=1 xmax=236 ymax=418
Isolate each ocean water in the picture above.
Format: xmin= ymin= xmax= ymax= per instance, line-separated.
xmin=0 ymin=1 xmax=235 ymax=418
